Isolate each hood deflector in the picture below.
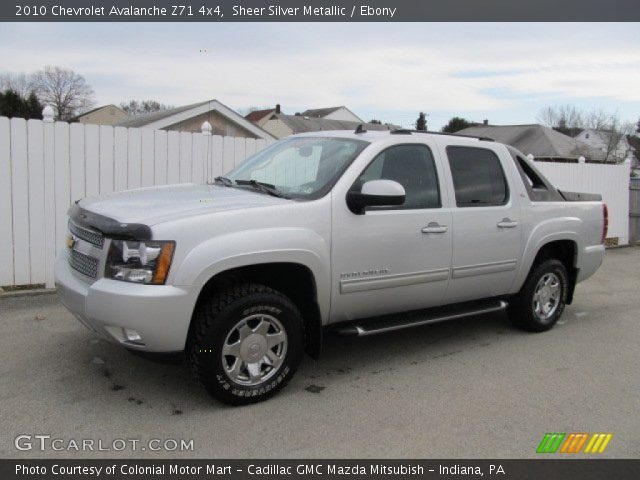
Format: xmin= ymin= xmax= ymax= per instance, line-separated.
xmin=69 ymin=202 xmax=152 ymax=240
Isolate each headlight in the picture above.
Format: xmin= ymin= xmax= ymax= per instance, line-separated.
xmin=106 ymin=240 xmax=175 ymax=284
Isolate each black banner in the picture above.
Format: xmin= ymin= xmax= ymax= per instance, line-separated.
xmin=3 ymin=0 xmax=640 ymax=22
xmin=2 ymin=459 xmax=640 ymax=480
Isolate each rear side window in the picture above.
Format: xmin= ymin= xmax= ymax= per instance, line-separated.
xmin=446 ymin=146 xmax=508 ymax=207
xmin=352 ymin=144 xmax=440 ymax=209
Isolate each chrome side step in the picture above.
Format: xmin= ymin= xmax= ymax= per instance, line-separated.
xmin=332 ymin=300 xmax=508 ymax=337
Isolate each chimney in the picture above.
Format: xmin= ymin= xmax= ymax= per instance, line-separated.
xmin=275 ymin=104 xmax=281 ymax=114
xmin=483 ymin=119 xmax=489 ymax=125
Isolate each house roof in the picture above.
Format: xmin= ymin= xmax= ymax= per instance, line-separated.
xmin=300 ymin=107 xmax=344 ymax=118
xmin=457 ymin=124 xmax=601 ymax=159
xmin=275 ymin=114 xmax=397 ymax=134
xmin=245 ymin=108 xmax=275 ymax=123
xmin=70 ymin=104 xmax=125 ymax=121
xmin=116 ymin=99 xmax=274 ymax=140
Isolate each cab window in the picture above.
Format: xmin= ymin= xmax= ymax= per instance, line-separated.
xmin=351 ymin=144 xmax=440 ymax=209
xmin=446 ymin=146 xmax=509 ymax=207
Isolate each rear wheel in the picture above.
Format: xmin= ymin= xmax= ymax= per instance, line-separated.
xmin=187 ymin=283 xmax=303 ymax=405
xmin=508 ymin=259 xmax=568 ymax=332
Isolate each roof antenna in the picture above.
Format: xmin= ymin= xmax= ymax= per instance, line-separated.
xmin=354 ymin=124 xmax=367 ymax=134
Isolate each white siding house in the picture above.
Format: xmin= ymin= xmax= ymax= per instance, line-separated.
xmin=575 ymin=129 xmax=635 ymax=163
xmin=300 ymin=106 xmax=363 ymax=123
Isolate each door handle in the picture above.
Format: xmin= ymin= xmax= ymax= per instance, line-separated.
xmin=497 ymin=218 xmax=518 ymax=228
xmin=422 ymin=222 xmax=448 ymax=234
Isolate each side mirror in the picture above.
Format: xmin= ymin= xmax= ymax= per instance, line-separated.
xmin=347 ymin=179 xmax=406 ymax=214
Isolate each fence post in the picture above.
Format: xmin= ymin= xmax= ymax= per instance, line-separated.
xmin=42 ymin=106 xmax=56 ymax=288
xmin=201 ymin=121 xmax=212 ymax=135
xmin=201 ymin=121 xmax=212 ymax=181
xmin=42 ymin=105 xmax=54 ymax=123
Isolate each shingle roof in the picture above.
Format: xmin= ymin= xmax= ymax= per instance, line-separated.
xmin=300 ymin=107 xmax=343 ymax=118
xmin=245 ymin=108 xmax=275 ymax=123
xmin=277 ymin=114 xmax=396 ymax=134
xmin=114 ymin=99 xmax=274 ymax=140
xmin=116 ymin=101 xmax=209 ymax=128
xmin=457 ymin=124 xmax=601 ymax=159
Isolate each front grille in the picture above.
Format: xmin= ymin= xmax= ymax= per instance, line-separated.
xmin=69 ymin=220 xmax=104 ymax=248
xmin=69 ymin=249 xmax=100 ymax=278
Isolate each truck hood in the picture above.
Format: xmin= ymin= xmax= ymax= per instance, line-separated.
xmin=78 ymin=183 xmax=290 ymax=226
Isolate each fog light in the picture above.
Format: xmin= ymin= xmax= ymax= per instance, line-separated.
xmin=123 ymin=328 xmax=144 ymax=345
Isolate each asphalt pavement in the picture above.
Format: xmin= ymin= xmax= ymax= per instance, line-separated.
xmin=1 ymin=247 xmax=638 ymax=458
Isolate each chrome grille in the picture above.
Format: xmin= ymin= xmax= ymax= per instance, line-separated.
xmin=69 ymin=220 xmax=104 ymax=248
xmin=69 ymin=249 xmax=100 ymax=278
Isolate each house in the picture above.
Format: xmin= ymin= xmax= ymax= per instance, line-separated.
xmin=244 ymin=104 xmax=280 ymax=127
xmin=457 ymin=124 xmax=601 ymax=162
xmin=117 ymin=99 xmax=274 ymax=140
xmin=574 ymin=129 xmax=635 ymax=163
xmin=300 ymin=106 xmax=363 ymax=123
xmin=70 ymin=104 xmax=129 ymax=126
xmin=261 ymin=113 xmax=396 ymax=139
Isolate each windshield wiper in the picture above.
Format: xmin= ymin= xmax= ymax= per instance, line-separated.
xmin=235 ymin=179 xmax=290 ymax=199
xmin=212 ymin=176 xmax=234 ymax=186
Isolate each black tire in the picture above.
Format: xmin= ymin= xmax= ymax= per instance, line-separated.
xmin=508 ymin=259 xmax=568 ymax=332
xmin=187 ymin=283 xmax=304 ymax=406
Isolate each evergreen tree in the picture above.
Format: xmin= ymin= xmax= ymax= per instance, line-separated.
xmin=442 ymin=117 xmax=471 ymax=133
xmin=0 ymin=89 xmax=43 ymax=119
xmin=415 ymin=112 xmax=427 ymax=131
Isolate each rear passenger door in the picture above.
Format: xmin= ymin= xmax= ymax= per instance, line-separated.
xmin=442 ymin=144 xmax=522 ymax=303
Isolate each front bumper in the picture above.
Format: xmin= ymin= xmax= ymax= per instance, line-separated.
xmin=55 ymin=255 xmax=199 ymax=352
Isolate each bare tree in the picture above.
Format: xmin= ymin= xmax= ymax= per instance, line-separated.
xmin=538 ymin=105 xmax=634 ymax=162
xmin=31 ymin=66 xmax=95 ymax=120
xmin=583 ymin=111 xmax=635 ymax=163
xmin=120 ymin=100 xmax=172 ymax=116
xmin=0 ymin=73 xmax=35 ymax=98
xmin=536 ymin=105 xmax=583 ymax=134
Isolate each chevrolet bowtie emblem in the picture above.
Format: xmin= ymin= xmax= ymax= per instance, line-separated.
xmin=66 ymin=234 xmax=77 ymax=250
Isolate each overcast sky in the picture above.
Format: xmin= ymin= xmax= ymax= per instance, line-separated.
xmin=0 ymin=22 xmax=638 ymax=129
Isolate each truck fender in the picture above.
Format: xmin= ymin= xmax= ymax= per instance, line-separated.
xmin=173 ymin=227 xmax=331 ymax=326
xmin=512 ymin=217 xmax=582 ymax=294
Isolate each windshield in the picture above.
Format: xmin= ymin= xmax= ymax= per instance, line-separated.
xmin=225 ymin=137 xmax=369 ymax=199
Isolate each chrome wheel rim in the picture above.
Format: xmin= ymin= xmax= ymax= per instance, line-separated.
xmin=221 ymin=313 xmax=287 ymax=386
xmin=532 ymin=272 xmax=561 ymax=321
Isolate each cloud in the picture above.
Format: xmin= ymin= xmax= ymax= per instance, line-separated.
xmin=1 ymin=23 xmax=638 ymax=121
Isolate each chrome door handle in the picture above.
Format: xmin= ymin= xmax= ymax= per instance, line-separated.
xmin=497 ymin=218 xmax=518 ymax=228
xmin=422 ymin=222 xmax=448 ymax=234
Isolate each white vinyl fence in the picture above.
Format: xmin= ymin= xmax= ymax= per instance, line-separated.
xmin=0 ymin=114 xmax=632 ymax=290
xmin=0 ymin=115 xmax=273 ymax=288
xmin=535 ymin=160 xmax=631 ymax=245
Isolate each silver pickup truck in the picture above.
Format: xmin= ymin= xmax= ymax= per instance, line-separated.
xmin=55 ymin=129 xmax=606 ymax=405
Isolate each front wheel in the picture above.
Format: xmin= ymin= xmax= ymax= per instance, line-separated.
xmin=508 ymin=259 xmax=568 ymax=332
xmin=187 ymin=283 xmax=304 ymax=406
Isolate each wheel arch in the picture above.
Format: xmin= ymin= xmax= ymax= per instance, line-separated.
xmin=517 ymin=237 xmax=579 ymax=304
xmin=189 ymin=262 xmax=324 ymax=359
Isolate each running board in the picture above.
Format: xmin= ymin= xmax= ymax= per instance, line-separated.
xmin=332 ymin=299 xmax=508 ymax=337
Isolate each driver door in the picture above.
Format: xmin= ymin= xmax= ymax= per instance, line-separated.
xmin=330 ymin=143 xmax=453 ymax=322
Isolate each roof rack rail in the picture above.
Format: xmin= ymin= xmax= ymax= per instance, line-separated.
xmin=389 ymin=129 xmax=494 ymax=142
